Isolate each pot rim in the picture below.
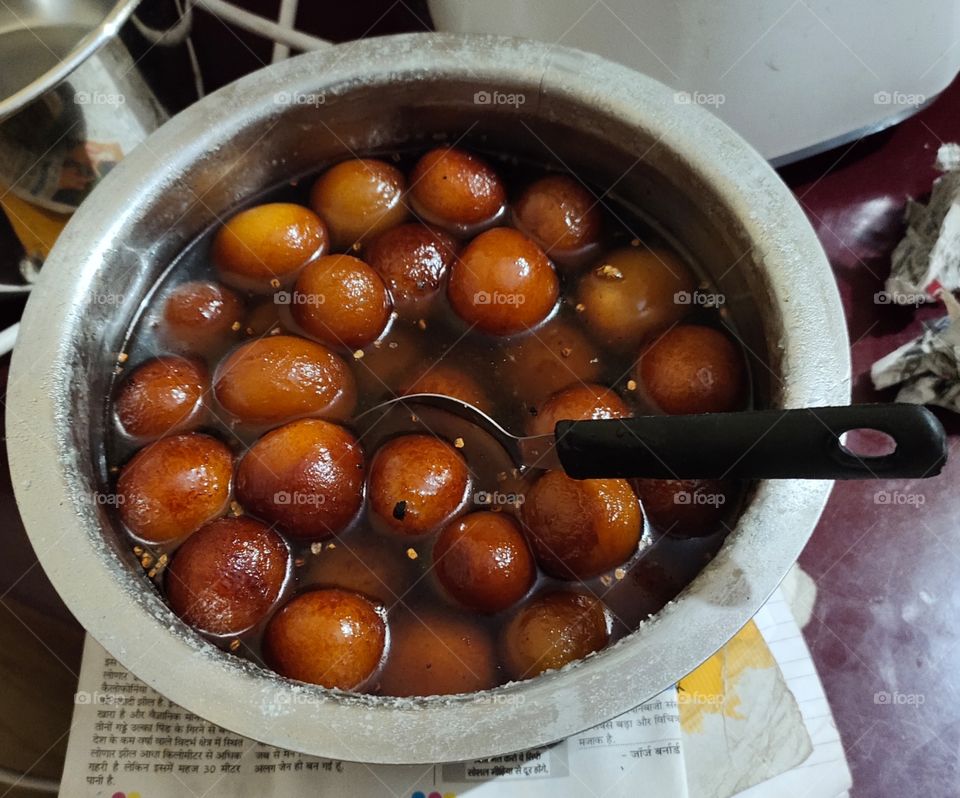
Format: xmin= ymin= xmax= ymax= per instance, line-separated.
xmin=6 ymin=33 xmax=850 ymax=764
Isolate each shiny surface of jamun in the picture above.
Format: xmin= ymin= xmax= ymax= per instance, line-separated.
xmin=637 ymin=324 xmax=746 ymax=414
xmin=212 ymin=203 xmax=327 ymax=292
xmin=635 ymin=478 xmax=734 ymax=537
xmin=577 ymin=247 xmax=695 ymax=348
xmin=378 ymin=609 xmax=498 ymax=696
xmin=114 ymin=355 xmax=207 ymax=439
xmin=263 ymin=588 xmax=386 ymax=689
xmin=500 ymin=318 xmax=601 ymax=407
xmin=214 ymin=335 xmax=356 ymax=425
xmin=364 ymin=223 xmax=459 ymax=314
xmin=368 ymin=434 xmax=469 ymax=536
xmin=162 ymin=280 xmax=244 ymax=353
xmin=513 ymin=175 xmax=602 ymax=264
xmin=235 ymin=419 xmax=364 ymax=540
xmin=500 ymin=591 xmax=609 ymax=680
xmin=117 ymin=433 xmax=233 ymax=544
xmin=409 ymin=147 xmax=506 ymax=231
xmin=309 ymin=158 xmax=408 ymax=249
xmin=401 ymin=364 xmax=491 ymax=413
xmin=434 ymin=512 xmax=535 ymax=613
xmin=447 ymin=227 xmax=559 ymax=336
xmin=522 ymin=471 xmax=641 ymax=579
xmin=166 ymin=517 xmax=289 ymax=635
xmin=528 ymin=382 xmax=630 ymax=437
xmin=292 ymin=254 xmax=392 ymax=349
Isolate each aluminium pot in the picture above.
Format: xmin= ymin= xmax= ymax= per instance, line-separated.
xmin=5 ymin=33 xmax=849 ymax=764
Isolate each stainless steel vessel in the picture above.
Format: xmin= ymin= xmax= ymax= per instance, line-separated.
xmin=6 ymin=34 xmax=850 ymax=764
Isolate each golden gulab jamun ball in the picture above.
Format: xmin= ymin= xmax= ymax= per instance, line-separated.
xmin=214 ymin=335 xmax=356 ymax=425
xmin=114 ymin=355 xmax=207 ymax=440
xmin=292 ymin=254 xmax=392 ymax=349
xmin=166 ymin=517 xmax=290 ymax=636
xmin=108 ymin=143 xmax=751 ymax=697
xmin=212 ymin=202 xmax=327 ymax=293
xmin=309 ymin=158 xmax=408 ymax=249
xmin=235 ymin=418 xmax=364 ymax=540
xmin=117 ymin=432 xmax=233 ymax=545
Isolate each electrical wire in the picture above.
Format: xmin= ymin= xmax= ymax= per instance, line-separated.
xmin=194 ymin=0 xmax=328 ymax=52
xmin=271 ymin=0 xmax=301 ymax=63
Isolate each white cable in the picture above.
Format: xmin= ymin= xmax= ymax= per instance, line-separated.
xmin=195 ymin=0 xmax=328 ymax=52
xmin=0 ymin=763 xmax=57 ymax=793
xmin=177 ymin=0 xmax=206 ymax=99
xmin=132 ymin=2 xmax=194 ymax=47
xmin=0 ymin=322 xmax=19 ymax=357
xmin=271 ymin=0 xmax=300 ymax=63
xmin=0 ymin=283 xmax=31 ymax=294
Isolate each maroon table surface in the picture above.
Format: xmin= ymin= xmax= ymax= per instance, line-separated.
xmin=1 ymin=6 xmax=959 ymax=796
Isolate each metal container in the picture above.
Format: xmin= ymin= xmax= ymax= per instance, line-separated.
xmin=6 ymin=34 xmax=850 ymax=764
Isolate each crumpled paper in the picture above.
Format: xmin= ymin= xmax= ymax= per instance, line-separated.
xmin=884 ymin=142 xmax=960 ymax=303
xmin=871 ymin=290 xmax=960 ymax=411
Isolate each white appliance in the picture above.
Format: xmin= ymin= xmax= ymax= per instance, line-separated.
xmin=428 ymin=0 xmax=960 ymax=164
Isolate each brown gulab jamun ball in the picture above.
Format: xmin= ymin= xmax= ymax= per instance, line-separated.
xmin=576 ymin=246 xmax=695 ymax=349
xmin=235 ymin=419 xmax=364 ymax=540
xmin=114 ymin=355 xmax=207 ymax=439
xmin=527 ymin=382 xmax=630 ymax=437
xmin=409 ymin=146 xmax=506 ymax=232
xmin=165 ymin=517 xmax=290 ymax=635
xmin=378 ymin=608 xmax=498 ymax=696
xmin=368 ymin=434 xmax=470 ymax=536
xmin=291 ymin=255 xmax=392 ymax=349
xmin=214 ymin=335 xmax=356 ymax=425
xmin=401 ymin=364 xmax=492 ymax=414
xmin=212 ymin=203 xmax=327 ymax=293
xmin=500 ymin=591 xmax=609 ymax=680
xmin=447 ymin=227 xmax=559 ymax=336
xmin=162 ymin=280 xmax=244 ymax=354
xmin=513 ymin=174 xmax=603 ymax=265
xmin=635 ymin=478 xmax=734 ymax=538
xmin=434 ymin=511 xmax=535 ymax=613
xmin=263 ymin=588 xmax=386 ymax=689
xmin=522 ymin=471 xmax=641 ymax=579
xmin=636 ymin=324 xmax=746 ymax=415
xmin=117 ymin=433 xmax=233 ymax=544
xmin=309 ymin=158 xmax=408 ymax=249
xmin=363 ymin=223 xmax=459 ymax=315
xmin=500 ymin=318 xmax=601 ymax=408
xmin=301 ymin=539 xmax=414 ymax=608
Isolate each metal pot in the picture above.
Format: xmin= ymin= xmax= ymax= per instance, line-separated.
xmin=6 ymin=34 xmax=849 ymax=764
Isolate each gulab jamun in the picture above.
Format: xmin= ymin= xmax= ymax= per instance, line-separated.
xmin=309 ymin=158 xmax=408 ymax=249
xmin=166 ymin=516 xmax=290 ymax=635
xmin=212 ymin=203 xmax=327 ymax=292
xmin=235 ymin=419 xmax=364 ymax=540
xmin=576 ymin=247 xmax=695 ymax=348
xmin=635 ymin=478 xmax=734 ymax=537
xmin=513 ymin=175 xmax=602 ymax=266
xmin=522 ymin=471 xmax=641 ymax=579
xmin=263 ymin=588 xmax=386 ymax=689
xmin=528 ymin=382 xmax=630 ymax=437
xmin=447 ymin=227 xmax=559 ymax=336
xmin=368 ymin=434 xmax=469 ymax=536
xmin=364 ymin=223 xmax=459 ymax=314
xmin=500 ymin=318 xmax=601 ymax=408
xmin=162 ymin=280 xmax=244 ymax=354
xmin=291 ymin=254 xmax=392 ymax=349
xmin=301 ymin=539 xmax=414 ymax=608
xmin=636 ymin=324 xmax=746 ymax=414
xmin=114 ymin=355 xmax=207 ymax=439
xmin=214 ymin=335 xmax=356 ymax=425
xmin=378 ymin=609 xmax=498 ymax=696
xmin=117 ymin=433 xmax=233 ymax=544
xmin=401 ymin=364 xmax=492 ymax=413
xmin=409 ymin=147 xmax=506 ymax=232
xmin=434 ymin=512 xmax=535 ymax=613
xmin=500 ymin=591 xmax=609 ymax=680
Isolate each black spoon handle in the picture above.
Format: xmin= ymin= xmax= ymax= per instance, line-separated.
xmin=554 ymin=404 xmax=947 ymax=480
